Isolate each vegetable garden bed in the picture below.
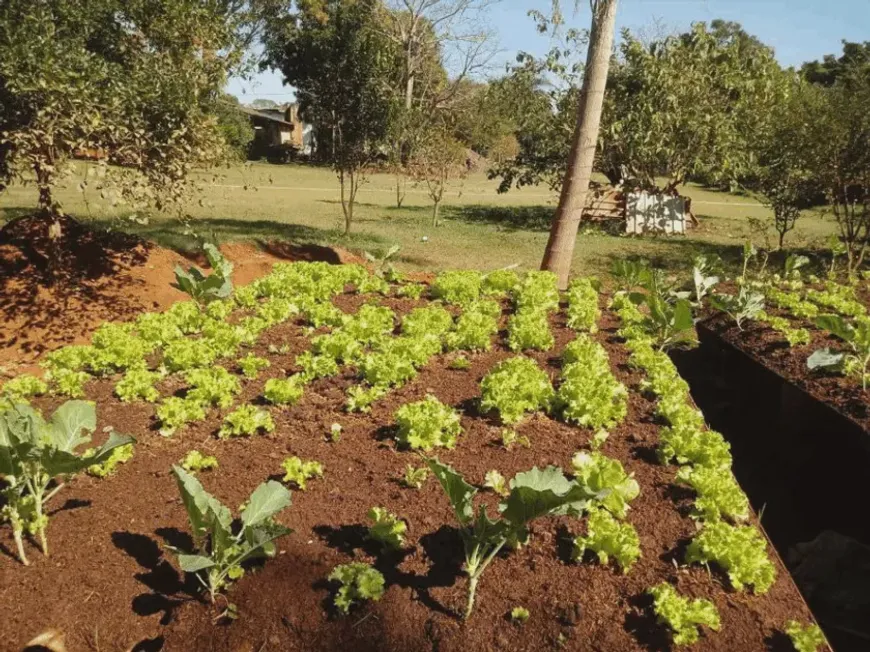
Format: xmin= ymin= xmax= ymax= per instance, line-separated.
xmin=0 ymin=263 xmax=822 ymax=652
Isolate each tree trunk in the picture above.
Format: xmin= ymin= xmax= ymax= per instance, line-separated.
xmin=540 ymin=0 xmax=619 ymax=289
xmin=432 ymin=200 xmax=440 ymax=227
xmin=396 ymin=172 xmax=406 ymax=209
xmin=34 ymin=161 xmax=55 ymax=214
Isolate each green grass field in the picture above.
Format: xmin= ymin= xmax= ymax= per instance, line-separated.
xmin=0 ymin=160 xmax=839 ymax=276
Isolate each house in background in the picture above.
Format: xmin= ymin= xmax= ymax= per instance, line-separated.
xmin=241 ymin=104 xmax=315 ymax=161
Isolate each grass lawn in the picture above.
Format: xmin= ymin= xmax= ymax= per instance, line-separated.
xmin=0 ymin=160 xmax=839 ymax=276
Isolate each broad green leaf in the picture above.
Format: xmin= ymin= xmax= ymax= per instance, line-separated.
xmin=173 ymin=465 xmax=231 ymax=542
xmin=241 ymin=480 xmax=292 ymax=528
xmin=0 ymin=444 xmax=19 ymax=476
xmin=426 ymin=457 xmax=476 ymax=525
xmin=814 ymin=314 xmax=855 ymax=343
xmin=807 ymin=348 xmax=845 ymax=371
xmin=672 ymin=299 xmax=695 ymax=332
xmin=178 ymin=553 xmax=216 ymax=572
xmin=239 ymin=522 xmax=293 ymax=562
xmin=47 ymin=400 xmax=96 ymax=452
xmin=501 ymin=467 xmax=593 ymax=525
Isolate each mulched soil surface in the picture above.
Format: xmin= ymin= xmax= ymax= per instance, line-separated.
xmin=0 ymin=293 xmax=815 ymax=652
xmin=701 ymin=308 xmax=870 ymax=432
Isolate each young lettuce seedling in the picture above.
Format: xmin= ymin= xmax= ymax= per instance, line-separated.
xmin=281 ymin=457 xmax=324 ymax=490
xmin=648 ymin=582 xmax=721 ymax=646
xmin=425 ymin=457 xmax=596 ymax=619
xmin=171 ymin=466 xmax=291 ymax=602
xmin=402 ymin=464 xmax=429 ymax=489
xmin=180 ymin=450 xmax=219 ymax=473
xmin=0 ymin=400 xmax=134 ymax=564
xmin=328 ymin=562 xmax=386 ymax=614
xmin=367 ymin=507 xmax=406 ymax=551
xmin=510 ymin=606 xmax=531 ymax=625
xmin=785 ymin=620 xmax=827 ymax=652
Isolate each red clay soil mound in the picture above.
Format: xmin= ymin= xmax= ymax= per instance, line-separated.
xmin=0 ymin=215 xmax=359 ymax=372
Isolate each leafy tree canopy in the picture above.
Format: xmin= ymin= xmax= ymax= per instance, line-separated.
xmin=801 ymin=41 xmax=870 ymax=87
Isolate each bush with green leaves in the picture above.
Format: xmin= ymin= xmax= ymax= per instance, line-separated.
xmin=163 ymin=338 xmax=219 ymax=372
xmin=184 ymin=367 xmax=240 ymax=409
xmin=426 ymin=458 xmax=595 ymax=619
xmin=571 ymin=451 xmax=639 ymax=519
xmin=513 ymin=271 xmax=560 ymax=313
xmin=481 ymin=269 xmax=520 ymax=296
xmin=0 ymin=400 xmax=134 ymax=564
xmin=507 ymin=310 xmax=554 ymax=352
xmin=367 ymin=507 xmax=406 ymax=550
xmin=395 ymin=395 xmax=461 ymax=451
xmin=572 ymin=507 xmax=641 ymax=573
xmin=156 ymin=396 xmax=208 ymax=437
xmin=281 ymin=457 xmax=324 ymax=490
xmin=479 ymin=356 xmax=554 ymax=425
xmin=556 ymin=363 xmax=628 ymax=430
xmin=647 ymin=582 xmax=721 ymax=646
xmin=676 ymin=465 xmax=749 ymax=522
xmin=171 ymin=466 xmax=291 ymax=601
xmin=181 ymin=450 xmax=219 ymax=473
xmin=431 ymin=270 xmax=482 ymax=305
xmin=785 ymin=621 xmax=826 ymax=652
xmin=85 ymin=443 xmax=134 ymax=478
xmin=173 ymin=243 xmax=234 ymax=306
xmin=686 ymin=521 xmax=776 ymax=594
xmin=218 ymin=405 xmax=275 ymax=439
xmin=402 ymin=305 xmax=454 ymax=338
xmin=115 ymin=367 xmax=162 ymax=403
xmin=445 ymin=310 xmax=499 ymax=352
xmin=1 ymin=374 xmax=48 ymax=403
xmin=264 ymin=376 xmax=306 ymax=406
xmin=328 ymin=562 xmax=386 ymax=614
xmin=566 ymin=277 xmax=601 ymax=332
xmin=239 ymin=354 xmax=270 ymax=379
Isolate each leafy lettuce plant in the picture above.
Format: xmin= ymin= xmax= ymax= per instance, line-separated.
xmin=402 ymin=306 xmax=454 ymax=338
xmin=556 ymin=363 xmax=628 ymax=430
xmin=572 ymin=507 xmax=641 ymax=573
xmin=238 ymin=354 xmax=270 ymax=379
xmin=648 ymin=582 xmax=721 ymax=646
xmin=431 ymin=270 xmax=482 ymax=305
xmin=280 ymin=457 xmax=324 ymax=490
xmin=264 ymin=376 xmax=306 ymax=406
xmin=367 ymin=507 xmax=406 ymax=550
xmin=426 ymin=458 xmax=596 ymax=619
xmin=676 ymin=465 xmax=749 ymax=522
xmin=0 ymin=400 xmax=134 ymax=564
xmin=173 ymin=243 xmax=234 ymax=306
xmin=785 ymin=620 xmax=827 ymax=652
xmin=1 ymin=374 xmax=48 ymax=403
xmin=761 ymin=314 xmax=811 ymax=347
xmin=445 ymin=310 xmax=499 ymax=352
xmin=563 ymin=335 xmax=610 ymax=367
xmin=402 ymin=464 xmax=429 ymax=489
xmin=85 ymin=443 xmax=134 ymax=478
xmin=218 ymin=405 xmax=275 ymax=439
xmin=658 ymin=422 xmax=733 ymax=470
xmin=185 ymin=367 xmax=241 ymax=408
xmin=115 ymin=366 xmax=162 ymax=403
xmin=479 ymin=356 xmax=554 ymax=425
xmin=571 ymin=451 xmax=639 ymax=519
xmin=395 ymin=395 xmax=462 ymax=451
xmin=566 ymin=277 xmax=600 ymax=332
xmin=507 ymin=310 xmax=554 ymax=352
xmin=398 ymin=282 xmax=426 ymax=299
xmin=163 ymin=338 xmax=219 ymax=372
xmin=481 ymin=268 xmax=519 ymax=296
xmin=345 ymin=384 xmax=388 ymax=413
xmin=328 ymin=562 xmax=386 ymax=614
xmin=513 ymin=271 xmax=559 ymax=314
xmin=171 ymin=466 xmax=291 ymax=601
xmin=686 ymin=521 xmax=776 ymax=594
xmin=483 ymin=470 xmax=508 ymax=496
xmin=48 ymin=368 xmax=91 ymax=398
xmin=156 ymin=396 xmax=207 ymax=437
xmin=181 ymin=450 xmax=219 ymax=473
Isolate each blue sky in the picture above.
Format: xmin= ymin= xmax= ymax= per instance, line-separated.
xmin=227 ymin=0 xmax=870 ymax=102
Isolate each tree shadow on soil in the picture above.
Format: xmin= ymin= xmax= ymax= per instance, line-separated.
xmin=314 ymin=523 xmax=464 ymax=618
xmin=112 ymin=530 xmax=200 ymax=625
xmin=623 ymin=592 xmax=672 ymax=652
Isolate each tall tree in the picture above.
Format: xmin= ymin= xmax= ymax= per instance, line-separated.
xmin=0 ymin=0 xmax=243 ymax=219
xmin=263 ymin=0 xmax=400 ymax=234
xmin=801 ymin=41 xmax=870 ymax=87
xmin=541 ymin=0 xmax=618 ymax=289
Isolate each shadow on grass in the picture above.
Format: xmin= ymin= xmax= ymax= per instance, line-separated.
xmin=104 ymin=216 xmax=389 ymax=256
xmin=444 ymin=204 xmax=554 ymax=232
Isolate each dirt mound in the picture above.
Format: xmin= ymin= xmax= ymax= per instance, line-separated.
xmin=0 ymin=215 xmax=358 ymax=372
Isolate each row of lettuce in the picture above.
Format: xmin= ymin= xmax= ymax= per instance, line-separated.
xmin=0 ymin=261 xmax=824 ymax=650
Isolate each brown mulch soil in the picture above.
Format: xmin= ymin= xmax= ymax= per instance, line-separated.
xmin=0 ymin=215 xmax=363 ymax=373
xmin=701 ymin=307 xmax=870 ymax=433
xmin=0 ymin=293 xmax=817 ymax=652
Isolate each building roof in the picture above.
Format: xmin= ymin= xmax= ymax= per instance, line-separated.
xmin=240 ymin=106 xmax=294 ymax=128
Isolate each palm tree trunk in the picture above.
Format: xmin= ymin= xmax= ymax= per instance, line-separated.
xmin=541 ymin=0 xmax=619 ymax=289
